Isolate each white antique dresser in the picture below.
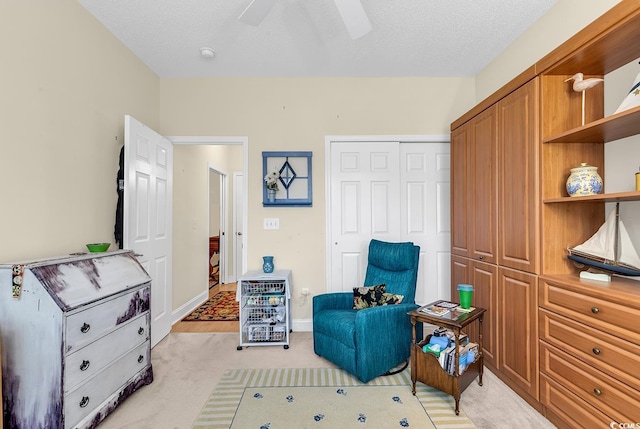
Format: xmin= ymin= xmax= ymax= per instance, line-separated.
xmin=0 ymin=250 xmax=153 ymax=429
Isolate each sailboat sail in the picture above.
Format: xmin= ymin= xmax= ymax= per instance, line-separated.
xmin=568 ymin=205 xmax=640 ymax=276
xmin=614 ymin=70 xmax=640 ymax=114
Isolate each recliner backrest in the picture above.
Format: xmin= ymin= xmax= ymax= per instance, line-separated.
xmin=363 ymin=239 xmax=420 ymax=303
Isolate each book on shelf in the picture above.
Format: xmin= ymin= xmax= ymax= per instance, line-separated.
xmin=438 ymin=345 xmax=454 ymax=368
xmin=454 ymin=306 xmax=475 ymax=313
xmin=441 ymin=341 xmax=479 ymax=376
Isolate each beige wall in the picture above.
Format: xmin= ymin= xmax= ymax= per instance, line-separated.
xmin=209 ymin=173 xmax=221 ymax=237
xmin=0 ymin=0 xmax=159 ymax=262
xmin=160 ymin=77 xmax=474 ymax=320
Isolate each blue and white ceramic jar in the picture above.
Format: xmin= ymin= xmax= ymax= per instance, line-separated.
xmin=566 ymin=163 xmax=603 ymax=197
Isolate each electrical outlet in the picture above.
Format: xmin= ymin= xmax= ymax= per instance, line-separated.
xmin=263 ymin=218 xmax=280 ymax=230
xmin=301 ymin=288 xmax=309 ymax=297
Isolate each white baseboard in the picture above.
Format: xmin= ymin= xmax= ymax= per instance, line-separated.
xmin=172 ymin=290 xmax=208 ymax=325
xmin=292 ymin=319 xmax=313 ymax=332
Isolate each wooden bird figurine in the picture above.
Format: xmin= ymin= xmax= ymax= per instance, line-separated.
xmin=565 ymin=73 xmax=604 ymax=125
xmin=565 ymin=73 xmax=604 ymax=92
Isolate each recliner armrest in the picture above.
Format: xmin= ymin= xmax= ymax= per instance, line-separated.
xmin=313 ymin=292 xmax=354 ymax=313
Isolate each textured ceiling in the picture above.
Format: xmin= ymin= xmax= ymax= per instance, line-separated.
xmin=77 ymin=0 xmax=559 ymax=78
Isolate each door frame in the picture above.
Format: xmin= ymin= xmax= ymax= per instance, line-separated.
xmin=324 ymin=134 xmax=449 ymax=293
xmin=168 ymin=136 xmax=249 ymax=285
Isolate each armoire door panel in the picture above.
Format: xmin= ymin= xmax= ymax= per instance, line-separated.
xmin=498 ymin=80 xmax=539 ymax=274
xmin=470 ymin=106 xmax=498 ymax=264
xmin=499 ymin=267 xmax=539 ymax=399
xmin=451 ymin=126 xmax=470 ymax=257
xmin=471 ymin=261 xmax=498 ymax=369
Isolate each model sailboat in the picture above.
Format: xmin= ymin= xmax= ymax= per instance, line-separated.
xmin=567 ymin=203 xmax=640 ymax=277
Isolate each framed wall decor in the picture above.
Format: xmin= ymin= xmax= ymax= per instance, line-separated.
xmin=262 ymin=151 xmax=312 ymax=206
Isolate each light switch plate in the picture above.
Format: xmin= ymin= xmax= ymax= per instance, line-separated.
xmin=263 ymin=218 xmax=280 ymax=230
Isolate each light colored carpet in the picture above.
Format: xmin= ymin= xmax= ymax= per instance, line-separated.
xmin=98 ymin=332 xmax=555 ymax=429
xmin=192 ymin=368 xmax=476 ymax=428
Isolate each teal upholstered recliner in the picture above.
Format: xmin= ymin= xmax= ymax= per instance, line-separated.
xmin=312 ymin=239 xmax=421 ymax=383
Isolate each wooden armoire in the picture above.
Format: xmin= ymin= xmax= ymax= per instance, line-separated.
xmin=450 ymin=2 xmax=640 ymax=427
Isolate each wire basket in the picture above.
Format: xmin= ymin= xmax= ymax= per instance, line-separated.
xmin=246 ymin=307 xmax=285 ymax=324
xmin=246 ymin=325 xmax=286 ymax=342
xmin=245 ymin=294 xmax=285 ymax=306
xmin=241 ymin=280 xmax=286 ymax=295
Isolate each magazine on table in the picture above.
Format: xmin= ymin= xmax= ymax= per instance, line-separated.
xmin=419 ymin=300 xmax=459 ymax=316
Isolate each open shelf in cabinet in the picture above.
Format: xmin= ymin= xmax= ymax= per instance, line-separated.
xmin=544 ymin=106 xmax=640 ymax=144
xmin=544 ymin=191 xmax=640 ymax=203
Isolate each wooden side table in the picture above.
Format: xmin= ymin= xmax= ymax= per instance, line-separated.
xmin=408 ymin=303 xmax=486 ymax=415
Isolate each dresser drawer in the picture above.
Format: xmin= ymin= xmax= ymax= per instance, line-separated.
xmin=540 ymin=373 xmax=613 ymax=429
xmin=65 ymin=286 xmax=150 ymax=353
xmin=539 ymin=279 xmax=640 ymax=343
xmin=64 ymin=312 xmax=150 ymax=393
xmin=540 ymin=309 xmax=640 ymax=385
xmin=64 ymin=341 xmax=150 ymax=429
xmin=540 ymin=342 xmax=640 ymax=422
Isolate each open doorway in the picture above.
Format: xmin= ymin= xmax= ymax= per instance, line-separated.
xmin=167 ymin=136 xmax=247 ymax=329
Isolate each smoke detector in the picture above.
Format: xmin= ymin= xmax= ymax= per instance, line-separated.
xmin=200 ymin=47 xmax=215 ymax=59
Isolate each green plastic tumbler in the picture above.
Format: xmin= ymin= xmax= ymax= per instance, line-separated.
xmin=457 ymin=284 xmax=474 ymax=309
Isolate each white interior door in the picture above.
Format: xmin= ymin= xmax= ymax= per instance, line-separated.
xmin=124 ymin=115 xmax=173 ymax=347
xmin=330 ymin=141 xmax=401 ymax=292
xmin=328 ymin=139 xmax=450 ymax=304
xmin=400 ymin=143 xmax=451 ymax=304
xmin=208 ymin=167 xmax=226 ymax=284
xmin=218 ymin=172 xmax=227 ymax=284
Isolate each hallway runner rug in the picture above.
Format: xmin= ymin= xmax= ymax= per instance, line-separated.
xmin=191 ymin=367 xmax=476 ymax=428
xmin=184 ymin=291 xmax=239 ymax=321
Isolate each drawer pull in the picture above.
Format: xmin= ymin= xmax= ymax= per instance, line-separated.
xmin=79 ymin=396 xmax=90 ymax=408
xmin=593 ymin=388 xmax=602 ymax=396
xmin=138 ymin=355 xmax=144 ymax=363
xmin=591 ymin=307 xmax=599 ymax=314
xmin=138 ymin=327 xmax=145 ymax=335
xmin=592 ymin=347 xmax=601 ymax=355
xmin=80 ymin=323 xmax=91 ymax=334
xmin=80 ymin=360 xmax=90 ymax=371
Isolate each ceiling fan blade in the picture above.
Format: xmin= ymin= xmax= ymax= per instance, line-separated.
xmin=333 ymin=0 xmax=372 ymax=39
xmin=239 ymin=0 xmax=277 ymax=26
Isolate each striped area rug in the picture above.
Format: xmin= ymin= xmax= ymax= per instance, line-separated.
xmin=191 ymin=367 xmax=476 ymax=428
